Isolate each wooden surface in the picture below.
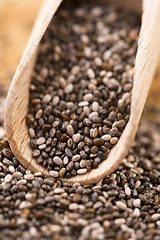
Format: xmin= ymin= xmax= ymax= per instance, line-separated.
xmin=0 ymin=0 xmax=42 ymax=83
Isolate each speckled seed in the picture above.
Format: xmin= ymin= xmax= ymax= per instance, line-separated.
xmin=36 ymin=137 xmax=45 ymax=145
xmin=67 ymin=125 xmax=75 ymax=136
xmin=64 ymin=83 xmax=73 ymax=94
xmin=93 ymin=128 xmax=98 ymax=138
xmin=78 ymin=101 xmax=89 ymax=107
xmin=42 ymin=94 xmax=52 ymax=103
xmin=53 ymin=156 xmax=63 ymax=165
xmin=80 ymin=160 xmax=86 ymax=168
xmin=117 ymin=120 xmax=126 ymax=128
xmin=35 ymin=109 xmax=43 ymax=119
xmin=101 ymin=134 xmax=111 ymax=141
xmin=92 ymin=101 xmax=99 ymax=112
xmin=110 ymin=137 xmax=118 ymax=145
xmin=89 ymin=112 xmax=99 ymax=121
xmin=83 ymin=93 xmax=93 ymax=102
xmin=72 ymin=154 xmax=81 ymax=161
xmin=50 ymin=171 xmax=59 ymax=178
xmin=52 ymin=96 xmax=60 ymax=106
xmin=72 ymin=133 xmax=81 ymax=143
xmin=93 ymin=138 xmax=104 ymax=146
xmin=77 ymin=168 xmax=87 ymax=174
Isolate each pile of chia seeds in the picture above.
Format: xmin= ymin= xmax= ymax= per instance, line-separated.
xmin=1 ymin=109 xmax=160 ymax=239
xmin=27 ymin=2 xmax=140 ymax=178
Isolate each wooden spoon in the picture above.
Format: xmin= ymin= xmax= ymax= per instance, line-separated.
xmin=4 ymin=0 xmax=160 ymax=184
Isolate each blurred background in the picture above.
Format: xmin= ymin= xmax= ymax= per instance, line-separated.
xmin=0 ymin=0 xmax=160 ymax=122
xmin=0 ymin=0 xmax=42 ymax=85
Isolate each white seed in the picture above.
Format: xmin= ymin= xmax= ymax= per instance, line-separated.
xmin=17 ymin=179 xmax=27 ymax=185
xmin=133 ymin=208 xmax=140 ymax=217
xmin=69 ymin=203 xmax=79 ymax=211
xmin=64 ymin=83 xmax=73 ymax=94
xmin=101 ymin=134 xmax=111 ymax=141
xmin=42 ymin=94 xmax=52 ymax=103
xmin=114 ymin=218 xmax=126 ymax=225
xmin=4 ymin=174 xmax=13 ymax=183
xmin=133 ymin=199 xmax=141 ymax=208
xmin=71 ymin=65 xmax=80 ymax=75
xmin=72 ymin=133 xmax=81 ymax=143
xmin=77 ymin=168 xmax=87 ymax=174
xmin=24 ymin=174 xmax=34 ymax=181
xmin=63 ymin=156 xmax=69 ymax=165
xmin=83 ymin=106 xmax=90 ymax=116
xmin=66 ymin=102 xmax=74 ymax=109
xmin=94 ymin=57 xmax=102 ymax=66
xmin=13 ymin=172 xmax=23 ymax=179
xmin=38 ymin=144 xmax=46 ymax=150
xmin=92 ymin=101 xmax=99 ymax=112
xmin=50 ymin=171 xmax=59 ymax=178
xmin=59 ymin=77 xmax=67 ymax=88
xmin=29 ymin=128 xmax=35 ymax=138
xmin=152 ymin=214 xmax=160 ymax=221
xmin=83 ymin=93 xmax=93 ymax=102
xmin=103 ymin=220 xmax=110 ymax=229
xmin=78 ymin=101 xmax=89 ymax=107
xmin=36 ymin=137 xmax=46 ymax=145
xmin=87 ymin=68 xmax=95 ymax=79
xmin=125 ymin=187 xmax=131 ymax=196
xmin=54 ymin=188 xmax=65 ymax=194
xmin=9 ymin=166 xmax=15 ymax=173
xmin=19 ymin=201 xmax=32 ymax=209
xmin=89 ymin=112 xmax=98 ymax=121
xmin=72 ymin=154 xmax=81 ymax=161
xmin=53 ymin=156 xmax=62 ymax=165
xmin=52 ymin=96 xmax=59 ymax=106
xmin=116 ymin=201 xmax=127 ymax=210
xmin=35 ymin=109 xmax=43 ymax=119
xmin=67 ymin=125 xmax=75 ymax=136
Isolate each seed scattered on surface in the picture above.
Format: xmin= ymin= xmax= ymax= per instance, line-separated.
xmin=36 ymin=137 xmax=45 ymax=145
xmin=101 ymin=134 xmax=111 ymax=141
xmin=67 ymin=125 xmax=75 ymax=136
xmin=116 ymin=201 xmax=127 ymax=211
xmin=77 ymin=168 xmax=88 ymax=175
xmin=110 ymin=137 xmax=118 ymax=145
xmin=72 ymin=133 xmax=81 ymax=143
xmin=53 ymin=156 xmax=63 ymax=165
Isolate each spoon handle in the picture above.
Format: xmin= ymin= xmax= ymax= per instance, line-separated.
xmin=132 ymin=0 xmax=160 ymax=121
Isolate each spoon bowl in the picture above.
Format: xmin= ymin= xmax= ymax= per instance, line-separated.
xmin=4 ymin=0 xmax=160 ymax=184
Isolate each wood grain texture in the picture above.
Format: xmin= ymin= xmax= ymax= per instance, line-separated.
xmin=4 ymin=0 xmax=160 ymax=184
